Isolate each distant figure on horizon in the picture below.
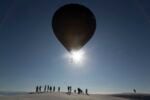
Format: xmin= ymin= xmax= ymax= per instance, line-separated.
xmin=85 ymin=89 xmax=88 ymax=95
xmin=77 ymin=88 xmax=83 ymax=94
xmin=133 ymin=89 xmax=136 ymax=93
xmin=44 ymin=85 xmax=46 ymax=92
xmin=39 ymin=86 xmax=42 ymax=93
xmin=47 ymin=85 xmax=49 ymax=92
xmin=53 ymin=86 xmax=55 ymax=92
xmin=70 ymin=86 xmax=72 ymax=94
xmin=50 ymin=86 xmax=52 ymax=92
xmin=36 ymin=86 xmax=38 ymax=93
xmin=74 ymin=90 xmax=76 ymax=94
xmin=77 ymin=88 xmax=80 ymax=94
xmin=67 ymin=86 xmax=72 ymax=95
xmin=58 ymin=86 xmax=60 ymax=92
xmin=68 ymin=86 xmax=69 ymax=93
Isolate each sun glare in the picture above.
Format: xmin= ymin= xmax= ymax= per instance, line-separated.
xmin=70 ymin=50 xmax=85 ymax=64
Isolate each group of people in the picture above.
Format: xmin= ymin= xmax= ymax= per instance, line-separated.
xmin=35 ymin=86 xmax=42 ymax=93
xmin=35 ymin=85 xmax=88 ymax=95
xmin=68 ymin=86 xmax=88 ymax=95
xmin=35 ymin=85 xmax=60 ymax=93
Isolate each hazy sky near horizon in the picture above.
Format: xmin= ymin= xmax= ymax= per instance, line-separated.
xmin=0 ymin=0 xmax=150 ymax=93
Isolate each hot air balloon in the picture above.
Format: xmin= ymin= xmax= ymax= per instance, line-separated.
xmin=52 ymin=4 xmax=96 ymax=52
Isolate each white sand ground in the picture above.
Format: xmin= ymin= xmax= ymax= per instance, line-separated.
xmin=0 ymin=92 xmax=135 ymax=100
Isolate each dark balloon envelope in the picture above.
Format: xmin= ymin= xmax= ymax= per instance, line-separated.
xmin=52 ymin=4 xmax=96 ymax=52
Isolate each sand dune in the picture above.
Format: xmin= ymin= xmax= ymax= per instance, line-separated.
xmin=0 ymin=92 xmax=150 ymax=100
xmin=0 ymin=93 xmax=137 ymax=100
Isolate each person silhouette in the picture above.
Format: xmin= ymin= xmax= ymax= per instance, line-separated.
xmin=50 ymin=86 xmax=52 ymax=92
xmin=78 ymin=88 xmax=83 ymax=94
xmin=67 ymin=86 xmax=69 ymax=93
xmin=74 ymin=90 xmax=76 ymax=94
xmin=36 ymin=86 xmax=38 ymax=93
xmin=53 ymin=86 xmax=55 ymax=92
xmin=133 ymin=89 xmax=136 ymax=93
xmin=58 ymin=86 xmax=60 ymax=92
xmin=44 ymin=85 xmax=46 ymax=92
xmin=47 ymin=85 xmax=49 ymax=92
xmin=85 ymin=89 xmax=88 ymax=95
xmin=70 ymin=86 xmax=72 ymax=94
xmin=39 ymin=86 xmax=41 ymax=93
xmin=77 ymin=88 xmax=80 ymax=94
xmin=67 ymin=86 xmax=72 ymax=95
xmin=80 ymin=88 xmax=83 ymax=94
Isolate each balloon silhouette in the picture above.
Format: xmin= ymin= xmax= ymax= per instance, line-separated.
xmin=52 ymin=4 xmax=96 ymax=52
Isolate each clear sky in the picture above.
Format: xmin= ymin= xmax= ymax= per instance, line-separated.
xmin=0 ymin=0 xmax=150 ymax=93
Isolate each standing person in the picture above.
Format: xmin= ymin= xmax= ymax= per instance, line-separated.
xmin=133 ymin=89 xmax=136 ymax=93
xmin=67 ymin=86 xmax=69 ymax=93
xmin=53 ymin=86 xmax=55 ymax=92
xmin=77 ymin=88 xmax=80 ymax=94
xmin=67 ymin=86 xmax=71 ymax=95
xmin=74 ymin=90 xmax=76 ymax=94
xmin=44 ymin=85 xmax=46 ymax=92
xmin=70 ymin=86 xmax=72 ymax=94
xmin=47 ymin=85 xmax=50 ymax=92
xmin=58 ymin=86 xmax=60 ymax=92
xmin=50 ymin=86 xmax=52 ymax=92
xmin=39 ymin=86 xmax=41 ymax=93
xmin=35 ymin=86 xmax=38 ymax=93
xmin=85 ymin=89 xmax=88 ymax=95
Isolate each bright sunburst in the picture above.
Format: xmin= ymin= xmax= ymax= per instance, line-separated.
xmin=70 ymin=50 xmax=85 ymax=64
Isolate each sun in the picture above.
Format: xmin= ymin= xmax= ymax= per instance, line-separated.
xmin=70 ymin=50 xmax=85 ymax=64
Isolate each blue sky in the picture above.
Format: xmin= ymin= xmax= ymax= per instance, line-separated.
xmin=0 ymin=0 xmax=150 ymax=93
